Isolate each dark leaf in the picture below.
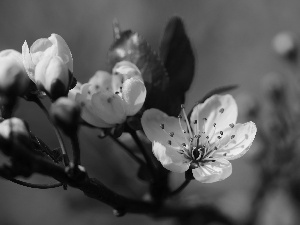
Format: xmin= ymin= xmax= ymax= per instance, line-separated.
xmin=160 ymin=16 xmax=195 ymax=93
xmin=137 ymin=164 xmax=152 ymax=182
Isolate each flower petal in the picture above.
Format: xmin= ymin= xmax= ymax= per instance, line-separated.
xmin=213 ymin=122 xmax=257 ymax=160
xmin=122 ymin=77 xmax=146 ymax=116
xmin=22 ymin=41 xmax=35 ymax=81
xmin=74 ymin=83 xmax=113 ymax=128
xmin=30 ymin=38 xmax=53 ymax=65
xmin=190 ymin=94 xmax=238 ymax=138
xmin=88 ymin=70 xmax=113 ymax=94
xmin=192 ymin=159 xmax=232 ymax=183
xmin=141 ymin=108 xmax=188 ymax=148
xmin=48 ymin=34 xmax=73 ymax=72
xmin=91 ymin=90 xmax=126 ymax=125
xmin=153 ymin=141 xmax=189 ymax=173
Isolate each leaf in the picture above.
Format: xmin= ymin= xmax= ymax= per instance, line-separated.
xmin=150 ymin=16 xmax=195 ymax=116
xmin=160 ymin=16 xmax=195 ymax=93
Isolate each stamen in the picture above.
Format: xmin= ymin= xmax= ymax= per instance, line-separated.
xmin=194 ymin=120 xmax=198 ymax=136
xmin=160 ymin=125 xmax=185 ymax=149
xmin=220 ymin=131 xmax=223 ymax=135
xmin=168 ymin=140 xmax=172 ymax=145
xmin=231 ymin=135 xmax=235 ymax=139
xmin=219 ymin=108 xmax=224 ymax=113
xmin=178 ymin=115 xmax=189 ymax=144
xmin=229 ymin=123 xmax=234 ymax=128
xmin=202 ymin=118 xmax=207 ymax=134
xmin=160 ymin=124 xmax=164 ymax=129
xmin=169 ymin=132 xmax=174 ymax=137
xmin=181 ymin=105 xmax=193 ymax=139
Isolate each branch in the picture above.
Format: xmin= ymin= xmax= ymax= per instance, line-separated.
xmin=0 ymin=140 xmax=235 ymax=224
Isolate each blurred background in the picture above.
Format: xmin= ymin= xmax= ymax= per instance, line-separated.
xmin=1 ymin=0 xmax=300 ymax=224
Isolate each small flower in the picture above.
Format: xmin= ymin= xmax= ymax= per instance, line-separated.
xmin=22 ymin=34 xmax=73 ymax=99
xmin=141 ymin=94 xmax=257 ymax=183
xmin=69 ymin=61 xmax=146 ymax=128
xmin=0 ymin=49 xmax=30 ymax=96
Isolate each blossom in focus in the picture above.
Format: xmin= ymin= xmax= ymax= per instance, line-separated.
xmin=0 ymin=49 xmax=30 ymax=95
xmin=69 ymin=61 xmax=146 ymax=128
xmin=141 ymin=94 xmax=257 ymax=183
xmin=22 ymin=34 xmax=73 ymax=99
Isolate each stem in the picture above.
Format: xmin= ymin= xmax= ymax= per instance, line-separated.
xmin=169 ymin=179 xmax=191 ymax=197
xmin=70 ymin=132 xmax=81 ymax=167
xmin=130 ymin=131 xmax=156 ymax=179
xmin=109 ymin=134 xmax=145 ymax=166
xmin=2 ymin=141 xmax=235 ymax=225
xmin=0 ymin=173 xmax=62 ymax=189
xmin=33 ymin=97 xmax=70 ymax=166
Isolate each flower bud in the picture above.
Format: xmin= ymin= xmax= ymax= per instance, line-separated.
xmin=273 ymin=32 xmax=298 ymax=61
xmin=50 ymin=97 xmax=81 ymax=134
xmin=0 ymin=117 xmax=30 ymax=150
xmin=0 ymin=49 xmax=30 ymax=96
xmin=22 ymin=34 xmax=73 ymax=98
xmin=35 ymin=56 xmax=69 ymax=100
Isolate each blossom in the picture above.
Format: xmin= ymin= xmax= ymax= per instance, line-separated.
xmin=0 ymin=49 xmax=30 ymax=95
xmin=22 ymin=34 xmax=73 ymax=99
xmin=69 ymin=61 xmax=146 ymax=128
xmin=141 ymin=94 xmax=257 ymax=183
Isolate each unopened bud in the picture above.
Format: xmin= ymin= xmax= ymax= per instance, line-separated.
xmin=0 ymin=117 xmax=30 ymax=151
xmin=50 ymin=97 xmax=81 ymax=134
xmin=35 ymin=56 xmax=70 ymax=100
xmin=0 ymin=50 xmax=30 ymax=96
xmin=273 ymin=32 xmax=298 ymax=62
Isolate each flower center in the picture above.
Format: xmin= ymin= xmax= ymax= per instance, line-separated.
xmin=159 ymin=104 xmax=236 ymax=168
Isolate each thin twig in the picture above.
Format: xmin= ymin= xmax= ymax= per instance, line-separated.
xmin=33 ymin=97 xmax=70 ymax=166
xmin=70 ymin=132 xmax=81 ymax=167
xmin=109 ymin=134 xmax=145 ymax=166
xmin=169 ymin=179 xmax=191 ymax=197
xmin=0 ymin=174 xmax=62 ymax=189
xmin=130 ymin=131 xmax=156 ymax=178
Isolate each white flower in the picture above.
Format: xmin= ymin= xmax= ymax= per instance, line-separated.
xmin=0 ymin=49 xmax=30 ymax=95
xmin=22 ymin=34 xmax=73 ymax=99
xmin=69 ymin=61 xmax=146 ymax=128
xmin=141 ymin=94 xmax=257 ymax=183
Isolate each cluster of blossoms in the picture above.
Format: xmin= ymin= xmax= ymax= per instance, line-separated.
xmin=0 ymin=31 xmax=257 ymax=183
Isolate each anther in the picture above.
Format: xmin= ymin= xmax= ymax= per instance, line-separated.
xmin=178 ymin=115 xmax=182 ymax=119
xmin=160 ymin=124 xmax=164 ymax=129
xmin=115 ymin=91 xmax=119 ymax=94
xmin=217 ymin=136 xmax=222 ymax=139
xmin=189 ymin=138 xmax=193 ymax=142
xmin=223 ymin=153 xmax=227 ymax=156
xmin=183 ymin=130 xmax=186 ymax=133
xmin=219 ymin=108 xmax=224 ymax=113
xmin=194 ymin=120 xmax=197 ymax=124
xmin=169 ymin=132 xmax=174 ymax=137
xmin=231 ymin=135 xmax=235 ymax=139
xmin=214 ymin=146 xmax=218 ymax=150
xmin=203 ymin=118 xmax=207 ymax=121
xmin=206 ymin=136 xmax=209 ymax=139
xmin=182 ymin=143 xmax=186 ymax=147
xmin=229 ymin=123 xmax=234 ymax=128
xmin=181 ymin=104 xmax=185 ymax=109
xmin=213 ymin=123 xmax=216 ymax=127
xmin=220 ymin=131 xmax=223 ymax=135
xmin=168 ymin=140 xmax=172 ymax=145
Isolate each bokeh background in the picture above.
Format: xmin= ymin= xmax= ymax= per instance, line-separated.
xmin=0 ymin=0 xmax=299 ymax=224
